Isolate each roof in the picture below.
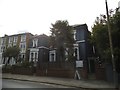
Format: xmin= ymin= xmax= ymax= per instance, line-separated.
xmin=31 ymin=34 xmax=48 ymax=39
xmin=72 ymin=24 xmax=87 ymax=28
xmin=0 ymin=32 xmax=33 ymax=38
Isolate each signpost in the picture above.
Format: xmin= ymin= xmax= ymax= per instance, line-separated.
xmin=74 ymin=60 xmax=83 ymax=80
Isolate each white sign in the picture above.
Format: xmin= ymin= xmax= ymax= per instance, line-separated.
xmin=76 ymin=61 xmax=83 ymax=67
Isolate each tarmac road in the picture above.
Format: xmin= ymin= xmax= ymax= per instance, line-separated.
xmin=2 ymin=79 xmax=72 ymax=88
xmin=2 ymin=79 xmax=80 ymax=90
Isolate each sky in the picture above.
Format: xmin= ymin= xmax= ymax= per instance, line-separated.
xmin=0 ymin=0 xmax=119 ymax=37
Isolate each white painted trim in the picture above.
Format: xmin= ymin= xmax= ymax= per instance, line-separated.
xmin=74 ymin=44 xmax=79 ymax=60
xmin=29 ymin=51 xmax=38 ymax=62
xmin=76 ymin=40 xmax=85 ymax=43
xmin=30 ymin=48 xmax=39 ymax=52
xmin=73 ymin=44 xmax=79 ymax=47
xmin=49 ymin=50 xmax=56 ymax=62
xmin=38 ymin=46 xmax=49 ymax=50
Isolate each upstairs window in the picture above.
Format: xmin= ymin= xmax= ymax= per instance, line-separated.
xmin=13 ymin=36 xmax=18 ymax=43
xmin=32 ymin=39 xmax=38 ymax=47
xmin=21 ymin=35 xmax=26 ymax=42
xmin=73 ymin=30 xmax=76 ymax=40
xmin=9 ymin=37 xmax=13 ymax=43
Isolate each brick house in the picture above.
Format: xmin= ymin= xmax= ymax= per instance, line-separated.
xmin=0 ymin=33 xmax=33 ymax=65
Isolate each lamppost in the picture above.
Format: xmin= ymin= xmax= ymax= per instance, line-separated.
xmin=105 ymin=0 xmax=118 ymax=89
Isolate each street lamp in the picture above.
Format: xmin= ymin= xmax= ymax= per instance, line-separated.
xmin=105 ymin=0 xmax=118 ymax=89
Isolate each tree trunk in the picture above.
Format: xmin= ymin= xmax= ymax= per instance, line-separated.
xmin=7 ymin=57 xmax=11 ymax=65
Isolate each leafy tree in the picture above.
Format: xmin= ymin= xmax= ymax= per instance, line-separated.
xmin=92 ymin=15 xmax=109 ymax=62
xmin=111 ymin=11 xmax=120 ymax=73
xmin=50 ymin=20 xmax=75 ymax=62
xmin=92 ymin=9 xmax=120 ymax=67
xmin=2 ymin=46 xmax=20 ymax=65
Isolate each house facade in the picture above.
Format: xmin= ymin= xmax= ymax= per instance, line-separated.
xmin=0 ymin=33 xmax=33 ymax=65
xmin=48 ymin=24 xmax=95 ymax=78
xmin=0 ymin=35 xmax=8 ymax=64
xmin=28 ymin=34 xmax=49 ymax=67
xmin=49 ymin=24 xmax=93 ymax=62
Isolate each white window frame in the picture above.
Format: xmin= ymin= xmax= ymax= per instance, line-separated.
xmin=49 ymin=50 xmax=56 ymax=62
xmin=9 ymin=37 xmax=13 ymax=43
xmin=13 ymin=36 xmax=18 ymax=43
xmin=21 ymin=35 xmax=26 ymax=42
xmin=73 ymin=30 xmax=76 ymax=40
xmin=74 ymin=44 xmax=79 ymax=60
xmin=29 ymin=48 xmax=39 ymax=62
xmin=32 ymin=39 xmax=38 ymax=47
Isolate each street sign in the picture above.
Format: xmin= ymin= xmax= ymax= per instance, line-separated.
xmin=76 ymin=60 xmax=83 ymax=67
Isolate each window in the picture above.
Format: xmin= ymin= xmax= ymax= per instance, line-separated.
xmin=23 ymin=55 xmax=25 ymax=59
xmin=0 ymin=38 xmax=3 ymax=45
xmin=1 ymin=38 xmax=6 ymax=45
xmin=74 ymin=47 xmax=79 ymax=60
xmin=13 ymin=36 xmax=18 ymax=42
xmin=49 ymin=50 xmax=56 ymax=62
xmin=21 ymin=35 xmax=26 ymax=42
xmin=13 ymin=43 xmax=17 ymax=46
xmin=73 ymin=30 xmax=76 ymax=40
xmin=51 ymin=54 xmax=55 ymax=62
xmin=20 ymin=43 xmax=26 ymax=53
xmin=23 ymin=44 xmax=25 ymax=49
xmin=8 ymin=44 xmax=12 ymax=47
xmin=1 ymin=47 xmax=3 ymax=52
xmin=9 ymin=37 xmax=13 ymax=43
xmin=35 ymin=52 xmax=38 ymax=61
xmin=20 ymin=43 xmax=26 ymax=49
xmin=31 ymin=53 xmax=33 ymax=61
xmin=75 ymin=48 xmax=78 ymax=60
xmin=32 ymin=39 xmax=38 ymax=47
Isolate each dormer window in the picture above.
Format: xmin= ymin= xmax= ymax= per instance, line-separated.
xmin=32 ymin=39 xmax=38 ymax=47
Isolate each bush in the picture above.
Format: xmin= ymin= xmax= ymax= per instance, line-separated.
xmin=21 ymin=61 xmax=34 ymax=68
xmin=12 ymin=61 xmax=34 ymax=69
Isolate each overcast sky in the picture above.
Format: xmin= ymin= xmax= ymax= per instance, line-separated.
xmin=0 ymin=0 xmax=119 ymax=37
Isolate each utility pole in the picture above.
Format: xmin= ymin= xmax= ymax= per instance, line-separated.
xmin=105 ymin=0 xmax=118 ymax=89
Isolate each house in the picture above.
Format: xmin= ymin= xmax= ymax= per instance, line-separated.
xmin=49 ymin=24 xmax=92 ymax=62
xmin=49 ymin=24 xmax=95 ymax=78
xmin=28 ymin=34 xmax=49 ymax=67
xmin=0 ymin=35 xmax=8 ymax=64
xmin=0 ymin=33 xmax=33 ymax=65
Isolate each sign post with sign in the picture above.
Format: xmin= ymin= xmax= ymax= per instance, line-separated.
xmin=76 ymin=60 xmax=83 ymax=68
xmin=74 ymin=60 xmax=83 ymax=80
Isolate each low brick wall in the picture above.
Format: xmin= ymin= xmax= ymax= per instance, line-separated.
xmin=36 ymin=68 xmax=75 ymax=78
xmin=11 ymin=67 xmax=33 ymax=75
xmin=48 ymin=68 xmax=75 ymax=78
xmin=2 ymin=68 xmax=11 ymax=73
xmin=79 ymin=68 xmax=88 ymax=79
xmin=95 ymin=67 xmax=106 ymax=80
xmin=36 ymin=69 xmax=46 ymax=76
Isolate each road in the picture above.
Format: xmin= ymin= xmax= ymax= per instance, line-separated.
xmin=2 ymin=79 xmax=78 ymax=89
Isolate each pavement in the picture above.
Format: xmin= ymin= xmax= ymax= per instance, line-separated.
xmin=2 ymin=73 xmax=120 ymax=89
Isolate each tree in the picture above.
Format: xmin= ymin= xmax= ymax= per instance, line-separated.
xmin=50 ymin=20 xmax=75 ymax=62
xmin=111 ymin=11 xmax=120 ymax=73
xmin=2 ymin=46 xmax=20 ymax=65
xmin=92 ymin=9 xmax=120 ymax=68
